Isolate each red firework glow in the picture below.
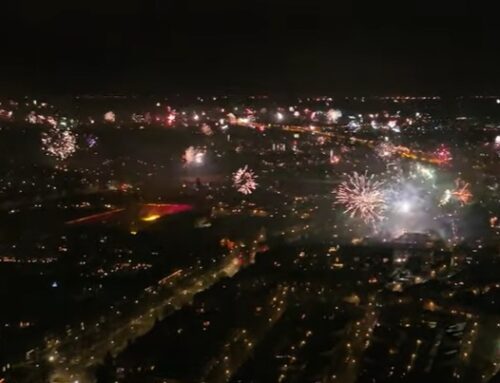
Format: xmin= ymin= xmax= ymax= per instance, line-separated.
xmin=433 ymin=144 xmax=452 ymax=165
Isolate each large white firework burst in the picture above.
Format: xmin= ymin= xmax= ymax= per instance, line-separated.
xmin=335 ymin=171 xmax=386 ymax=223
xmin=41 ymin=126 xmax=77 ymax=160
xmin=233 ymin=166 xmax=258 ymax=195
xmin=183 ymin=146 xmax=205 ymax=166
xmin=326 ymin=109 xmax=342 ymax=123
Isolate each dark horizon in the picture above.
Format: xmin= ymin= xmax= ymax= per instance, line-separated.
xmin=1 ymin=1 xmax=500 ymax=95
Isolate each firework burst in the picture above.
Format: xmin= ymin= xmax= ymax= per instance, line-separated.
xmin=85 ymin=134 xmax=98 ymax=148
xmin=233 ymin=166 xmax=258 ymax=195
xmin=316 ymin=136 xmax=326 ymax=145
xmin=434 ymin=144 xmax=452 ymax=164
xmin=41 ymin=126 xmax=77 ymax=160
xmin=183 ymin=146 xmax=205 ymax=166
xmin=104 ymin=111 xmax=116 ymax=123
xmin=451 ymin=179 xmax=473 ymax=205
xmin=440 ymin=179 xmax=472 ymax=206
xmin=414 ymin=164 xmax=435 ymax=181
xmin=375 ymin=141 xmax=396 ymax=158
xmin=335 ymin=172 xmax=386 ymax=223
xmin=326 ymin=109 xmax=342 ymax=123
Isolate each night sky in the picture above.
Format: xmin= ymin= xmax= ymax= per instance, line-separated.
xmin=1 ymin=0 xmax=500 ymax=94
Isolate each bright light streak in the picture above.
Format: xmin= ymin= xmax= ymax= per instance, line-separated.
xmin=141 ymin=214 xmax=161 ymax=222
xmin=329 ymin=150 xmax=340 ymax=164
xmin=440 ymin=189 xmax=452 ymax=206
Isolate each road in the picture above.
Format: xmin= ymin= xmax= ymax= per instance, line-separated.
xmin=3 ymin=212 xmax=265 ymax=383
xmin=200 ymin=285 xmax=289 ymax=383
xmin=35 ymin=246 xmax=246 ymax=383
xmin=325 ymin=294 xmax=379 ymax=383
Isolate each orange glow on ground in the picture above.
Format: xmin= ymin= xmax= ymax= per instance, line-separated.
xmin=141 ymin=214 xmax=161 ymax=222
xmin=67 ymin=203 xmax=193 ymax=226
